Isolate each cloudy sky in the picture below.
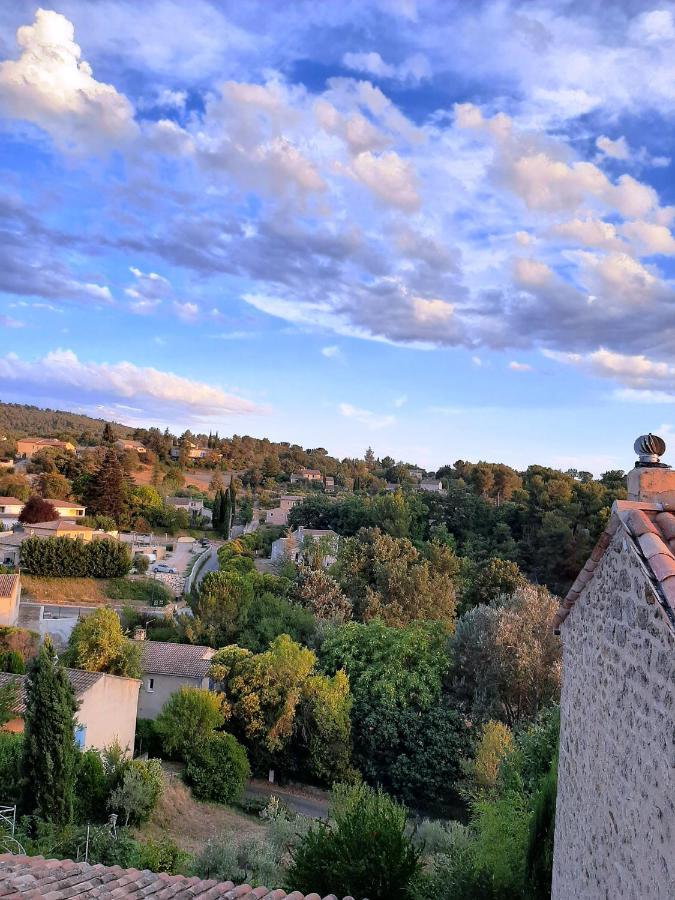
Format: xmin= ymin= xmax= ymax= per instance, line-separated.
xmin=1 ymin=1 xmax=674 ymax=472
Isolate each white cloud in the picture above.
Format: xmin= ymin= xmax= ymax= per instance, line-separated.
xmin=346 ymin=150 xmax=420 ymax=211
xmin=509 ymin=361 xmax=532 ymax=372
xmin=544 ymin=347 xmax=675 ymax=391
xmin=0 ymin=349 xmax=266 ymax=419
xmin=614 ymin=389 xmax=675 ymax=405
xmin=471 ymin=356 xmax=482 ymax=367
xmin=342 ymin=50 xmax=431 ymax=83
xmin=393 ymin=393 xmax=408 ymax=407
xmin=0 ymin=9 xmax=137 ymax=152
xmin=173 ymin=300 xmax=199 ymax=321
xmin=620 ymin=221 xmax=675 ymax=255
xmin=339 ymin=402 xmax=395 ymax=429
xmin=321 ymin=345 xmax=342 ymax=359
xmin=596 ymin=135 xmax=629 ymax=160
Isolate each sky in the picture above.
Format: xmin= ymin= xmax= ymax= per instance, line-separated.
xmin=1 ymin=1 xmax=675 ymax=474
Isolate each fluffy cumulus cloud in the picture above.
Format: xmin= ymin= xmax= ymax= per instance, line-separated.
xmin=0 ymin=349 xmax=266 ymax=421
xmin=1 ymin=3 xmax=675 ymax=399
xmin=339 ymin=402 xmax=395 ymax=429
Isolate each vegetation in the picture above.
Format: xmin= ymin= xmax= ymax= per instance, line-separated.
xmin=18 ymin=495 xmax=58 ymax=524
xmin=64 ymin=608 xmax=141 ymax=678
xmin=184 ymin=732 xmax=250 ymax=804
xmin=19 ymin=536 xmax=131 ymax=578
xmin=155 ymin=687 xmax=226 ymax=759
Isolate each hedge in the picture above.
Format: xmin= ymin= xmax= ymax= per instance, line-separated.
xmin=19 ymin=536 xmax=131 ymax=578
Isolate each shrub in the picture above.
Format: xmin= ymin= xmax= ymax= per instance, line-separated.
xmin=134 ymin=719 xmax=163 ymax=758
xmin=0 ymin=627 xmax=39 ymax=663
xmin=0 ymin=732 xmax=22 ymax=803
xmin=184 ymin=733 xmax=250 ymax=804
xmin=191 ymin=829 xmax=283 ymax=887
xmin=107 ymin=758 xmax=163 ymax=826
xmin=155 ymin=687 xmax=225 ymax=760
xmin=105 ymin=578 xmax=172 ymax=607
xmin=133 ymin=553 xmax=150 ymax=575
xmin=288 ymin=783 xmax=422 ymax=900
xmin=19 ymin=537 xmax=131 ymax=578
xmin=75 ymin=749 xmax=108 ymax=823
xmin=65 ymin=608 xmax=141 ymax=678
xmin=0 ymin=650 xmax=25 ymax=673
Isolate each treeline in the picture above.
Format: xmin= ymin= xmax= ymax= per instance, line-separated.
xmin=0 ymin=402 xmax=134 ymax=447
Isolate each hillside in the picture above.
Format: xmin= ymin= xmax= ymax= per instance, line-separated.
xmin=0 ymin=402 xmax=135 ymax=443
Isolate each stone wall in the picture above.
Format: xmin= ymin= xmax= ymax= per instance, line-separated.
xmin=552 ymin=530 xmax=675 ymax=899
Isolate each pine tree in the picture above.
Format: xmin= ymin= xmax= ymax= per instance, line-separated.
xmin=101 ymin=422 xmax=116 ymax=445
xmin=212 ymin=490 xmax=223 ymax=529
xmin=88 ymin=449 xmax=129 ymax=524
xmin=21 ymin=637 xmax=77 ymax=824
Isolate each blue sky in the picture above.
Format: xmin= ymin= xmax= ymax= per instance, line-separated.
xmin=1 ymin=1 xmax=675 ymax=473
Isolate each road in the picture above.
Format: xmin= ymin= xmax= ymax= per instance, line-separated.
xmin=193 ymin=547 xmax=219 ymax=586
xmin=244 ymin=780 xmax=329 ymax=819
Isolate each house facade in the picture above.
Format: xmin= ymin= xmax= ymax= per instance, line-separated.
xmin=136 ymin=639 xmax=215 ymax=719
xmin=552 ymin=437 xmax=675 ymax=900
xmin=15 ymin=438 xmax=75 ymax=459
xmin=0 ymin=668 xmax=140 ymax=754
xmin=0 ymin=573 xmax=20 ymax=627
xmin=290 ymin=467 xmax=323 ymax=483
xmin=114 ymin=439 xmax=146 ymax=454
xmin=270 ymin=527 xmax=339 ymax=567
xmin=0 ymin=496 xmax=23 ymax=528
xmin=265 ymin=494 xmax=302 ymax=526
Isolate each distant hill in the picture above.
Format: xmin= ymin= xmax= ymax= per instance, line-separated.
xmin=0 ymin=402 xmax=135 ymax=443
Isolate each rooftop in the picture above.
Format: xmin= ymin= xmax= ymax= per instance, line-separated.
xmin=22 ymin=520 xmax=93 ymax=533
xmin=0 ymin=573 xmax=19 ymax=599
xmin=0 ymin=854 xmax=354 ymax=899
xmin=139 ymin=640 xmax=215 ymax=678
xmin=0 ymin=668 xmax=104 ymax=715
xmin=0 ymin=496 xmax=23 ymax=505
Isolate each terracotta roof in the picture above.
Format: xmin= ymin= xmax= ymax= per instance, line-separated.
xmin=0 ymin=496 xmax=23 ymax=505
xmin=0 ymin=854 xmax=355 ymax=899
xmin=553 ymin=499 xmax=675 ymax=632
xmin=23 ymin=520 xmax=92 ymax=533
xmin=140 ymin=640 xmax=215 ymax=678
xmin=0 ymin=573 xmax=19 ymax=598
xmin=0 ymin=669 xmax=104 ymax=715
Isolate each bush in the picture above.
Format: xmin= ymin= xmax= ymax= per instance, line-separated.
xmin=0 ymin=650 xmax=25 ymax=673
xmin=75 ymin=749 xmax=108 ymax=823
xmin=105 ymin=577 xmax=172 ymax=607
xmin=0 ymin=627 xmax=39 ymax=663
xmin=107 ymin=758 xmax=163 ymax=826
xmin=0 ymin=732 xmax=22 ymax=803
xmin=19 ymin=537 xmax=131 ymax=578
xmin=184 ymin=733 xmax=250 ymax=804
xmin=134 ymin=719 xmax=163 ymax=758
xmin=155 ymin=687 xmax=225 ymax=760
xmin=192 ymin=830 xmax=283 ymax=887
xmin=133 ymin=553 xmax=150 ymax=575
xmin=288 ymin=783 xmax=422 ymax=900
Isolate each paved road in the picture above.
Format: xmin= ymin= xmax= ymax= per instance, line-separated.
xmin=193 ymin=547 xmax=219 ymax=587
xmin=244 ymin=780 xmax=329 ymax=819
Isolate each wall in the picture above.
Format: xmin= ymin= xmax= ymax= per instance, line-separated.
xmin=0 ymin=581 xmax=19 ymax=627
xmin=77 ymin=674 xmax=140 ymax=755
xmin=552 ymin=530 xmax=675 ymax=900
xmin=136 ymin=672 xmax=208 ymax=719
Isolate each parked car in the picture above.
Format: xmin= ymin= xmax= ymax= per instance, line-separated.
xmin=152 ymin=563 xmax=177 ymax=574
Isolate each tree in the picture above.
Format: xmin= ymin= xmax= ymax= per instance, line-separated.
xmin=289 ymin=783 xmax=421 ymax=900
xmin=184 ymin=732 xmax=250 ymax=804
xmin=190 ymin=571 xmax=254 ymax=646
xmin=65 ymin=608 xmax=141 ymax=678
xmin=0 ymin=679 xmax=18 ymax=725
xmin=459 ymin=558 xmax=526 ymax=614
xmin=101 ymin=422 xmax=116 ymax=445
xmin=108 ymin=758 xmax=163 ymax=826
xmin=209 ymin=471 xmax=225 ymax=494
xmin=21 ymin=638 xmax=78 ymax=823
xmin=36 ymin=471 xmax=71 ymax=500
xmin=293 ymin=566 xmax=352 ymax=622
xmin=87 ymin=450 xmax=130 ymax=524
xmin=18 ymin=495 xmax=58 ymax=524
xmin=155 ymin=687 xmax=225 ymax=760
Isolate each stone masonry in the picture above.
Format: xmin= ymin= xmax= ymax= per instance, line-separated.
xmin=552 ymin=529 xmax=675 ymax=899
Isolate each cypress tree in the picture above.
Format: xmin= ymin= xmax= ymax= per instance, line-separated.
xmin=227 ymin=482 xmax=236 ymax=533
xmin=212 ymin=490 xmax=222 ymax=529
xmin=222 ymin=491 xmax=232 ymax=537
xmin=21 ymin=637 xmax=77 ymax=824
xmin=89 ymin=449 xmax=129 ymax=524
xmin=101 ymin=422 xmax=116 ymax=445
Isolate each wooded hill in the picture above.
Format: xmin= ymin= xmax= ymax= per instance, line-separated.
xmin=0 ymin=402 xmax=135 ymax=443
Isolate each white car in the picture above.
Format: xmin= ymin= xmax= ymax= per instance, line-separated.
xmin=152 ymin=563 xmax=177 ymax=574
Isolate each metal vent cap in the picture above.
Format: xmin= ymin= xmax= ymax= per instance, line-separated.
xmin=634 ymin=433 xmax=666 ymax=464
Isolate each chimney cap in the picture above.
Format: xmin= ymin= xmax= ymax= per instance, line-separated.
xmin=634 ymin=433 xmax=667 ymax=467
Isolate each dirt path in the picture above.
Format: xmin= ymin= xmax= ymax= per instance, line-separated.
xmin=245 ymin=780 xmax=330 ymax=820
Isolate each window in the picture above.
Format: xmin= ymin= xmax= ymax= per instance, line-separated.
xmin=147 ymin=678 xmax=154 ymax=692
xmin=74 ymin=725 xmax=87 ymax=750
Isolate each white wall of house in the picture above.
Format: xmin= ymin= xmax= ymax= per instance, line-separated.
xmin=137 ymin=672 xmax=210 ymax=719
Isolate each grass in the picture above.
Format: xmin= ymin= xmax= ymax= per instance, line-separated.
xmin=136 ymin=772 xmax=266 ymax=855
xmin=21 ymin=575 xmax=172 ymax=607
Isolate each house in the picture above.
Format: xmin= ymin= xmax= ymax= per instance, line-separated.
xmin=408 ymin=467 xmax=425 ymax=481
xmin=136 ymin=639 xmax=215 ymax=719
xmin=0 ymin=496 xmax=24 ymax=528
xmin=270 ymin=527 xmax=339 ymax=567
xmin=418 ymin=479 xmax=444 ymax=493
xmin=0 ymin=854 xmax=353 ymax=899
xmin=114 ymin=438 xmax=147 ymax=454
xmin=0 ymin=668 xmax=140 ymax=754
xmin=169 ymin=444 xmax=209 ymax=460
xmin=324 ymin=475 xmax=335 ymax=492
xmin=0 ymin=523 xmax=114 ymax=567
xmin=15 ymin=438 xmax=75 ymax=459
xmin=166 ymin=496 xmax=204 ymax=515
xmin=0 ymin=573 xmax=20 ymax=627
xmin=290 ymin=467 xmax=323 ymax=483
xmin=265 ymin=494 xmax=302 ymax=526
xmin=551 ymin=434 xmax=675 ymax=900
xmin=50 ymin=501 xmax=86 ymax=520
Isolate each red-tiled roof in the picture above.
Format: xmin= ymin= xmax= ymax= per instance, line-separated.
xmin=553 ymin=499 xmax=675 ymax=632
xmin=140 ymin=640 xmax=215 ymax=678
xmin=0 ymin=669 xmax=104 ymax=715
xmin=0 ymin=573 xmax=19 ymax=599
xmin=0 ymin=855 xmax=355 ymax=899
xmin=0 ymin=496 xmax=22 ymax=504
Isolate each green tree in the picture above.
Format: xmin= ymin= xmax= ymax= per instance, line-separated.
xmin=65 ymin=608 xmax=141 ymax=678
xmin=184 ymin=732 xmax=250 ymax=804
xmin=101 ymin=422 xmax=116 ymax=445
xmin=190 ymin=571 xmax=254 ymax=646
xmin=289 ymin=783 xmax=421 ymax=900
xmin=293 ymin=566 xmax=352 ymax=622
xmin=87 ymin=449 xmax=130 ymax=524
xmin=155 ymin=687 xmax=225 ymax=760
xmin=0 ymin=679 xmax=18 ymax=725
xmin=36 ymin=471 xmax=71 ymax=500
xmin=21 ymin=638 xmax=78 ymax=823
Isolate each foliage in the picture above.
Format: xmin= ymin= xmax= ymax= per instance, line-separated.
xmin=192 ymin=828 xmax=286 ymax=888
xmin=75 ymin=749 xmax=109 ymax=822
xmin=21 ymin=638 xmax=78 ymax=824
xmin=19 ymin=536 xmax=131 ymax=578
xmin=108 ymin=758 xmax=163 ymax=826
xmin=64 ymin=608 xmax=141 ymax=678
xmin=85 ymin=449 xmax=130 ymax=524
xmin=133 ymin=553 xmax=150 ymax=574
xmin=104 ymin=577 xmax=171 ymax=606
xmin=18 ymin=495 xmax=58 ymax=524
xmin=335 ymin=527 xmax=457 ymax=629
xmin=462 ymin=720 xmax=513 ymax=797
xmin=289 ymin=783 xmax=422 ymax=900
xmin=0 ymin=649 xmax=25 ymax=673
xmin=296 ymin=671 xmax=354 ymax=783
xmin=234 ymin=591 xmax=316 ymax=654
xmin=155 ymin=687 xmax=225 ymax=759
xmin=0 ymin=732 xmax=22 ymax=803
xmin=0 ymin=626 xmax=39 ymax=662
xmin=190 ymin=571 xmax=254 ymax=646
xmin=293 ymin=566 xmax=352 ymax=622
xmin=525 ymin=759 xmax=557 ymax=899
xmin=460 ymin=557 xmax=526 ymax=613
xmin=184 ymin=732 xmax=250 ymax=804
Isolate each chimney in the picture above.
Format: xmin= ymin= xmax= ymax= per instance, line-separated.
xmin=133 ymin=626 xmax=146 ymax=641
xmin=626 ymin=433 xmax=675 ymax=504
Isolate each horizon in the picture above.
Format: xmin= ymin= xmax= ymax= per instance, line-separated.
xmin=1 ymin=2 xmax=674 ymax=475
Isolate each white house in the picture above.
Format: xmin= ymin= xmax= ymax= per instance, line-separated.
xmin=418 ymin=480 xmax=444 ymax=493
xmin=270 ymin=527 xmax=339 ymax=567
xmin=0 ymin=496 xmax=24 ymax=528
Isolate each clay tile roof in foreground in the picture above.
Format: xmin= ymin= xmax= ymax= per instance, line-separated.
xmin=0 ymin=669 xmax=104 ymax=716
xmin=553 ymin=499 xmax=675 ymax=632
xmin=0 ymin=855 xmax=357 ymax=899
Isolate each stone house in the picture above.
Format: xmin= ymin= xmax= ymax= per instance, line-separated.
xmin=0 ymin=668 xmax=140 ymax=754
xmin=114 ymin=438 xmax=147 ymax=454
xmin=0 ymin=573 xmax=20 ymax=627
xmin=290 ymin=467 xmax=323 ymax=483
xmin=265 ymin=494 xmax=302 ymax=526
xmin=552 ymin=436 xmax=675 ymax=900
xmin=15 ymin=438 xmax=75 ymax=459
xmin=0 ymin=496 xmax=23 ymax=528
xmin=136 ymin=639 xmax=215 ymax=719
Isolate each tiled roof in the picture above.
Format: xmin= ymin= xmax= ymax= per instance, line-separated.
xmin=140 ymin=640 xmax=215 ymax=677
xmin=0 ymin=496 xmax=23 ymax=505
xmin=0 ymin=669 xmax=103 ymax=715
xmin=0 ymin=854 xmax=355 ymax=899
xmin=0 ymin=573 xmax=19 ymax=599
xmin=553 ymin=499 xmax=675 ymax=632
xmin=24 ymin=520 xmax=92 ymax=533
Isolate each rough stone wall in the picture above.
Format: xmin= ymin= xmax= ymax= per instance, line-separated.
xmin=552 ymin=531 xmax=675 ymax=900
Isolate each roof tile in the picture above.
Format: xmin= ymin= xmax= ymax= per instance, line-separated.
xmin=624 ymin=508 xmax=658 ymax=537
xmin=637 ymin=531 xmax=671 ymax=559
xmin=139 ymin=642 xmax=214 ymax=678
xmin=654 ymin=511 xmax=675 ymax=541
xmin=648 ymin=552 xmax=675 ymax=582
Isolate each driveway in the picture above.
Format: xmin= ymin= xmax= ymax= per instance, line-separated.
xmin=244 ymin=780 xmax=329 ymax=819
